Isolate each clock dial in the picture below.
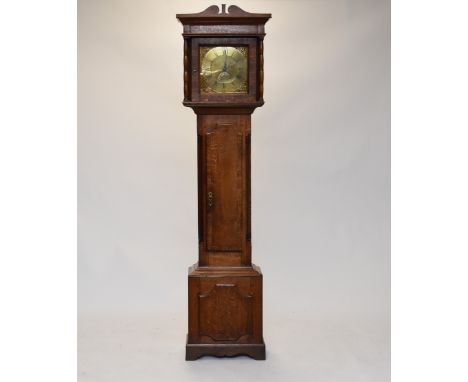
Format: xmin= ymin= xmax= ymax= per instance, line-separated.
xmin=200 ymin=46 xmax=248 ymax=94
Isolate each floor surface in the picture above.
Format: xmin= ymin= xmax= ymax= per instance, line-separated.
xmin=78 ymin=313 xmax=389 ymax=382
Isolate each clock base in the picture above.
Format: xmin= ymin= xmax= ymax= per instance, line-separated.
xmin=186 ymin=263 xmax=265 ymax=361
xmin=186 ymin=336 xmax=266 ymax=360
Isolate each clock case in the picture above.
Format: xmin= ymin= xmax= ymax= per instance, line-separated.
xmin=177 ymin=5 xmax=271 ymax=361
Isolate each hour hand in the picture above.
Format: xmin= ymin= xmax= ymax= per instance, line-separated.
xmin=202 ymin=69 xmax=221 ymax=76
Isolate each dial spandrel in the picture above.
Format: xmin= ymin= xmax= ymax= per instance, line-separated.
xmin=200 ymin=46 xmax=248 ymax=94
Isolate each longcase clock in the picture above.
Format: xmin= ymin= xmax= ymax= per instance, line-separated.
xmin=176 ymin=4 xmax=271 ymax=361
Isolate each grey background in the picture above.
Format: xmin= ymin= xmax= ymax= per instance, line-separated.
xmin=78 ymin=0 xmax=390 ymax=381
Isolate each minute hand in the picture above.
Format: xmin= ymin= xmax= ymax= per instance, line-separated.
xmin=223 ymin=49 xmax=228 ymax=71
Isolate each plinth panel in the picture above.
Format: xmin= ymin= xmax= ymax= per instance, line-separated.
xmin=199 ymin=283 xmax=253 ymax=341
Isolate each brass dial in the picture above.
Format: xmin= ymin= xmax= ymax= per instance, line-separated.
xmin=200 ymin=46 xmax=248 ymax=94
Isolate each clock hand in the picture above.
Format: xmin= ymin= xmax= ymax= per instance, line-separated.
xmin=223 ymin=48 xmax=227 ymax=72
xmin=203 ymin=69 xmax=221 ymax=76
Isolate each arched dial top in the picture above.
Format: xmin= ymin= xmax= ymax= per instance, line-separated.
xmin=200 ymin=46 xmax=248 ymax=94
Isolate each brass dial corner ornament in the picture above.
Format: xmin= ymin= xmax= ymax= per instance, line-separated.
xmin=200 ymin=46 xmax=248 ymax=94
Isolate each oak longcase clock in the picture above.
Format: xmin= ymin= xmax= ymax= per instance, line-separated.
xmin=176 ymin=4 xmax=271 ymax=361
